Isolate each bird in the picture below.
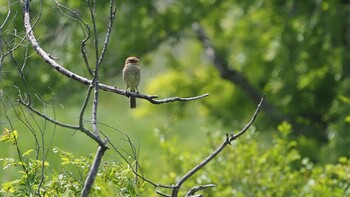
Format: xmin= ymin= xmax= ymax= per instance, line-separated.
xmin=122 ymin=56 xmax=141 ymax=109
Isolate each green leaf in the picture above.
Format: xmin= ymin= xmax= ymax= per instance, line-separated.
xmin=22 ymin=149 xmax=34 ymax=157
xmin=0 ymin=129 xmax=18 ymax=143
xmin=339 ymin=95 xmax=350 ymax=104
xmin=61 ymin=157 xmax=70 ymax=165
xmin=277 ymin=121 xmax=292 ymax=136
xmin=344 ymin=115 xmax=350 ymax=123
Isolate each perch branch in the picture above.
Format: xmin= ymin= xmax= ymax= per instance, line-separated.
xmin=185 ymin=184 xmax=216 ymax=197
xmin=22 ymin=1 xmax=207 ymax=106
xmin=147 ymin=93 xmax=209 ymax=104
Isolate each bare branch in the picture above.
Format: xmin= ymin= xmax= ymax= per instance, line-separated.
xmin=91 ymin=82 xmax=100 ymax=137
xmin=185 ymin=184 xmax=216 ymax=197
xmin=96 ymin=0 xmax=116 ymax=68
xmin=87 ymin=0 xmax=99 ymax=66
xmin=230 ymin=94 xmax=265 ymax=140
xmin=147 ymin=93 xmax=209 ymax=104
xmin=156 ymin=191 xmax=171 ymax=197
xmin=171 ymin=95 xmax=265 ymax=196
xmin=81 ymin=26 xmax=93 ymax=76
xmin=79 ymin=85 xmax=94 ymax=129
xmin=81 ymin=144 xmax=108 ymax=197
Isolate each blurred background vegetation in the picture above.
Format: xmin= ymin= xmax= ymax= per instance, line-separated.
xmin=1 ymin=0 xmax=350 ymax=196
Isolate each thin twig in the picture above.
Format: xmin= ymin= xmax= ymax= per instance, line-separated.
xmin=17 ymin=98 xmax=106 ymax=147
xmin=37 ymin=95 xmax=58 ymax=195
xmin=156 ymin=191 xmax=171 ymax=197
xmin=51 ymin=0 xmax=93 ymax=76
xmin=0 ymin=0 xmax=12 ymax=75
xmin=96 ymin=0 xmax=116 ymax=68
xmin=18 ymin=99 xmax=79 ymax=130
xmin=79 ymin=85 xmax=94 ymax=129
xmin=81 ymin=24 xmax=93 ymax=75
xmin=7 ymin=42 xmax=32 ymax=104
xmin=0 ymin=94 xmax=26 ymax=172
xmin=87 ymin=0 xmax=99 ymax=63
xmin=97 ymin=125 xmax=173 ymax=189
xmin=0 ymin=0 xmax=11 ymax=29
xmin=105 ymin=136 xmax=174 ymax=189
xmin=230 ymin=94 xmax=265 ymax=140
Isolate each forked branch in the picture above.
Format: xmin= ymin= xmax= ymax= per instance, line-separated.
xmin=169 ymin=95 xmax=265 ymax=196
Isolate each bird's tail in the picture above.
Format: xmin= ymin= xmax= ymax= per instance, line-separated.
xmin=130 ymin=96 xmax=136 ymax=109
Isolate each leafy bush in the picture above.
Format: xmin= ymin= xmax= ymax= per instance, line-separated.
xmin=1 ymin=123 xmax=349 ymax=196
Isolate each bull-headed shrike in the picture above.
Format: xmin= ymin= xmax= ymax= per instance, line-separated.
xmin=122 ymin=56 xmax=141 ymax=109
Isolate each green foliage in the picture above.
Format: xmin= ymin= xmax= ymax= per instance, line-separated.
xmin=152 ymin=123 xmax=350 ymax=196
xmin=0 ymin=130 xmax=141 ymax=196
xmin=2 ymin=0 xmax=350 ymax=157
xmin=130 ymin=0 xmax=350 ymax=161
xmin=46 ymin=148 xmax=141 ymax=196
xmin=0 ymin=150 xmax=49 ymax=195
xmin=1 ymin=124 xmax=350 ymax=196
xmin=0 ymin=129 xmax=18 ymax=143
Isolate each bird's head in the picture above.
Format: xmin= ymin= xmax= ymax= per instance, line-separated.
xmin=125 ymin=56 xmax=140 ymax=64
